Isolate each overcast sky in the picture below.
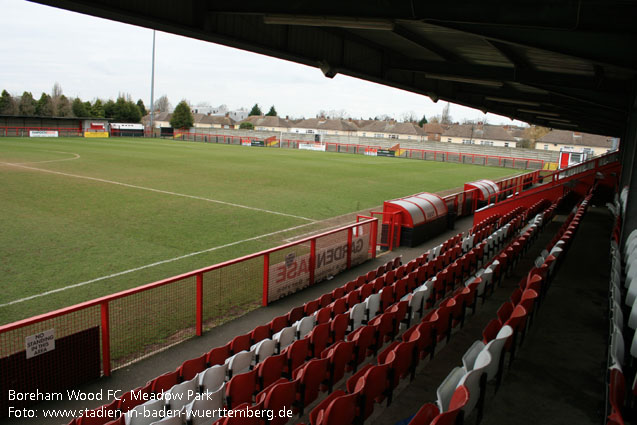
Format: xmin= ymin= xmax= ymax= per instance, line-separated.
xmin=1 ymin=0 xmax=527 ymax=124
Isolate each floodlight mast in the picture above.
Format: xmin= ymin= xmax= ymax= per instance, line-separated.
xmin=149 ymin=30 xmax=156 ymax=136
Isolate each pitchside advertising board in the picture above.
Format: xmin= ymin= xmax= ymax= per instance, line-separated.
xmin=364 ymin=147 xmax=395 ymax=157
xmin=241 ymin=139 xmax=265 ymax=147
xmin=29 ymin=131 xmax=58 ymax=138
xmin=298 ymin=142 xmax=327 ymax=152
xmin=267 ymin=229 xmax=370 ymax=302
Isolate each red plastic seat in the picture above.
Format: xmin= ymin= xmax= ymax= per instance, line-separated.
xmin=609 ymin=367 xmax=626 ymax=416
xmin=309 ymin=322 xmax=331 ymax=358
xmin=372 ymin=276 xmax=385 ymax=293
xmin=385 ymin=340 xmax=416 ymax=386
xmin=408 ymin=403 xmax=440 ymax=425
xmin=385 ymin=269 xmax=396 ymax=285
xmin=389 ymin=300 xmax=409 ymax=336
xmin=150 ymin=370 xmax=179 ymax=394
xmin=370 ymin=311 xmax=396 ymax=350
xmin=354 ymin=363 xmax=391 ymax=419
xmin=310 ymin=389 xmax=358 ymax=425
xmin=249 ymin=324 xmax=270 ymax=345
xmin=287 ymin=338 xmax=310 ymax=375
xmin=356 ymin=275 xmax=367 ymax=287
xmin=259 ymin=379 xmax=298 ymax=425
xmin=482 ymin=318 xmax=502 ymax=343
xmin=315 ymin=306 xmax=332 ymax=324
xmin=179 ymin=353 xmax=207 ymax=381
xmin=380 ymin=287 xmax=395 ymax=311
xmin=257 ymin=352 xmax=286 ymax=390
xmin=270 ymin=315 xmax=289 ymax=335
xmin=360 ymin=282 xmax=374 ymax=300
xmin=321 ymin=340 xmax=354 ymax=390
xmin=345 ymin=290 xmax=360 ymax=308
xmin=348 ymin=325 xmax=375 ymax=367
xmin=496 ymin=301 xmax=514 ymax=326
xmin=207 ymin=343 xmax=231 ymax=366
xmin=393 ymin=278 xmax=407 ymax=301
xmin=331 ymin=298 xmax=347 ymax=316
xmin=344 ymin=280 xmax=356 ymax=293
xmin=230 ymin=333 xmax=252 ymax=354
xmin=433 ymin=301 xmax=454 ymax=343
xmin=366 ymin=270 xmax=377 ymax=282
xmin=510 ymin=287 xmax=522 ymax=306
xmin=226 ymin=369 xmax=258 ymax=408
xmin=431 ymin=385 xmax=469 ymax=425
xmin=330 ymin=312 xmax=349 ymax=344
xmin=294 ymin=357 xmax=329 ymax=413
xmin=319 ymin=293 xmax=333 ymax=308
xmin=305 ymin=299 xmax=321 ymax=316
xmin=116 ymin=386 xmax=146 ymax=413
xmin=332 ymin=286 xmax=345 ymax=299
xmin=288 ymin=306 xmax=305 ymax=324
xmin=220 ymin=403 xmax=265 ymax=425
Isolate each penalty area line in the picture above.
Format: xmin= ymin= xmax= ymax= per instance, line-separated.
xmin=0 ymin=221 xmax=318 ymax=308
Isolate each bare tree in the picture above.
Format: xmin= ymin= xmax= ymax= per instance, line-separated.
xmin=428 ymin=115 xmax=441 ymax=124
xmin=440 ymin=102 xmax=452 ymax=125
xmin=51 ymin=82 xmax=63 ymax=98
xmin=400 ymin=111 xmax=418 ymax=123
xmin=155 ymin=95 xmax=171 ymax=112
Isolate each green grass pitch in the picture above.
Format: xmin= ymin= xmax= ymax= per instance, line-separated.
xmin=0 ymin=136 xmax=517 ymax=325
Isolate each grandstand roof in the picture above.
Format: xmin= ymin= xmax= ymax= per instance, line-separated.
xmin=28 ymin=0 xmax=637 ymax=138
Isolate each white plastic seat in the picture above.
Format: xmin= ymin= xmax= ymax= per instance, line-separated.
xmin=408 ymin=289 xmax=426 ymax=320
xmin=198 ymin=363 xmax=227 ymax=393
xmin=184 ymin=383 xmax=224 ymax=425
xmin=457 ymin=351 xmax=490 ymax=415
xmin=350 ymin=302 xmax=366 ymax=331
xmin=296 ymin=315 xmax=315 ymax=339
xmin=226 ymin=350 xmax=253 ymax=378
xmin=273 ymin=326 xmax=295 ymax=353
xmin=436 ymin=366 xmax=465 ymax=412
xmin=251 ymin=338 xmax=276 ymax=364
xmin=365 ymin=293 xmax=381 ymax=322
xmin=461 ymin=340 xmax=485 ymax=373
xmin=125 ymin=398 xmax=165 ymax=425
xmin=482 ymin=325 xmax=512 ymax=381
xmin=164 ymin=377 xmax=198 ymax=411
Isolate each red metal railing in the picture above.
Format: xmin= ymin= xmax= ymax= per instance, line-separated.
xmin=0 ymin=218 xmax=377 ymax=377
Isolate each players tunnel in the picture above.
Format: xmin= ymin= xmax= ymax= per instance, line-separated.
xmin=382 ymin=193 xmax=449 ymax=248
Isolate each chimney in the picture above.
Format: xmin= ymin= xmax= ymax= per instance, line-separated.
xmin=225 ymin=112 xmax=229 ymax=117
xmin=286 ymin=115 xmax=289 ymax=120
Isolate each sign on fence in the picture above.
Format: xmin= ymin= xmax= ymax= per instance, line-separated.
xmin=299 ymin=142 xmax=326 ymax=152
xmin=29 ymin=130 xmax=58 ymax=138
xmin=25 ymin=329 xmax=55 ymax=359
xmin=84 ymin=132 xmax=109 ymax=138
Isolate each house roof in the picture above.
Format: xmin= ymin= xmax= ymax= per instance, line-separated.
xmin=538 ymin=130 xmax=614 ymax=148
xmin=442 ymin=124 xmax=516 ymax=142
xmin=423 ymin=123 xmax=444 ymax=134
xmin=196 ymin=114 xmax=236 ymax=126
xmin=241 ymin=115 xmax=291 ymax=128
xmin=359 ymin=121 xmax=426 ymax=136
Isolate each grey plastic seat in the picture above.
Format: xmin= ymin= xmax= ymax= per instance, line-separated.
xmin=350 ymin=302 xmax=366 ymax=331
xmin=458 ymin=350 xmax=491 ymax=415
xmin=408 ymin=289 xmax=426 ymax=320
xmin=483 ymin=325 xmax=512 ymax=381
xmin=365 ymin=293 xmax=381 ymax=322
xmin=436 ymin=366 xmax=465 ymax=412
xmin=462 ymin=340 xmax=485 ymax=373
xmin=273 ymin=326 xmax=295 ymax=353
xmin=226 ymin=350 xmax=253 ymax=378
xmin=184 ymin=383 xmax=224 ymax=425
xmin=252 ymin=338 xmax=276 ymax=364
xmin=164 ymin=377 xmax=198 ymax=411
xmin=296 ymin=315 xmax=315 ymax=339
xmin=197 ymin=363 xmax=227 ymax=393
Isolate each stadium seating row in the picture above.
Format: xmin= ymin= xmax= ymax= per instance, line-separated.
xmin=403 ymin=191 xmax=590 ymax=425
xmin=71 ymin=208 xmax=541 ymax=425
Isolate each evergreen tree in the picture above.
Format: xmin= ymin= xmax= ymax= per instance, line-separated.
xmin=418 ymin=114 xmax=428 ymax=127
xmin=136 ymin=99 xmax=147 ymax=116
xmin=57 ymin=95 xmax=72 ymax=117
xmin=103 ymin=99 xmax=116 ymax=118
xmin=18 ymin=92 xmax=36 ymax=115
xmin=35 ymin=93 xmax=53 ymax=116
xmin=91 ymin=99 xmax=105 ymax=118
xmin=266 ymin=105 xmax=277 ymax=116
xmin=72 ymin=97 xmax=89 ymax=117
xmin=249 ymin=103 xmax=262 ymax=116
xmin=0 ymin=90 xmax=17 ymax=115
xmin=239 ymin=121 xmax=254 ymax=130
xmin=170 ymin=100 xmax=194 ymax=129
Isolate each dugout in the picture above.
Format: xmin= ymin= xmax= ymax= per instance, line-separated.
xmin=464 ymin=179 xmax=499 ymax=208
xmin=382 ymin=193 xmax=449 ymax=248
xmin=110 ymin=122 xmax=144 ymax=137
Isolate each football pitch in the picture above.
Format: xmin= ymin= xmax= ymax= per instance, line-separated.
xmin=0 ymin=137 xmax=517 ymax=325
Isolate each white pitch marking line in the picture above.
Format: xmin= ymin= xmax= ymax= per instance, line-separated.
xmin=16 ymin=150 xmax=81 ymax=164
xmin=0 ymin=161 xmax=315 ymax=222
xmin=0 ymin=220 xmax=319 ymax=308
